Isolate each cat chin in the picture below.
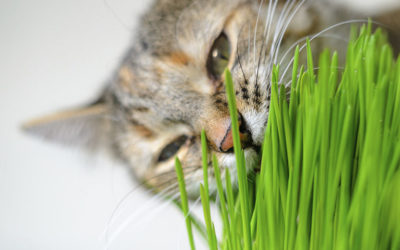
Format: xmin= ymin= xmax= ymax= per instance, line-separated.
xmin=185 ymin=147 xmax=260 ymax=198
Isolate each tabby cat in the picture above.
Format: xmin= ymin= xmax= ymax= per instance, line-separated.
xmin=24 ymin=0 xmax=400 ymax=198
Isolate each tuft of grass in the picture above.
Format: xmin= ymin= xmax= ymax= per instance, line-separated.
xmin=176 ymin=25 xmax=400 ymax=250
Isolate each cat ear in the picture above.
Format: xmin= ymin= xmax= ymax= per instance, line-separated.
xmin=22 ymin=98 xmax=110 ymax=149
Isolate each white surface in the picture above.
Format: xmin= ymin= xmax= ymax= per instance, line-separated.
xmin=1 ymin=0 xmax=398 ymax=250
xmin=0 ymin=0 xmax=208 ymax=250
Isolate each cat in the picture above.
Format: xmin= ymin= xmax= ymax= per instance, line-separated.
xmin=24 ymin=0 xmax=400 ymax=198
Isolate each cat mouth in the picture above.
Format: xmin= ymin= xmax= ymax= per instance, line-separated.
xmin=175 ymin=141 xmax=261 ymax=198
xmin=216 ymin=145 xmax=261 ymax=175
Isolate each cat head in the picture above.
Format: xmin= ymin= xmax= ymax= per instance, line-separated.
xmin=24 ymin=0 xmax=330 ymax=197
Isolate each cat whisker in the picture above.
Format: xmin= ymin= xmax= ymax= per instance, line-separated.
xmin=254 ymin=0 xmax=266 ymax=68
xmin=185 ymin=196 xmax=202 ymax=220
xmin=176 ymin=195 xmax=203 ymax=250
xmin=144 ymin=168 xmax=202 ymax=192
xmin=278 ymin=34 xmax=349 ymax=84
xmin=262 ymin=0 xmax=272 ymax=38
xmin=261 ymin=0 xmax=279 ymax=81
xmin=280 ymin=19 xmax=370 ymax=82
xmin=256 ymin=0 xmax=283 ymax=88
xmin=271 ymin=0 xmax=306 ymax=66
xmin=268 ymin=0 xmax=301 ymax=73
xmin=105 ymin=191 xmax=182 ymax=249
xmin=279 ymin=33 xmax=349 ymax=68
xmin=263 ymin=0 xmax=279 ymax=46
xmin=147 ymin=165 xmax=202 ymax=182
xmin=104 ymin=181 xmax=179 ymax=243
xmin=103 ymin=0 xmax=131 ymax=32
xmin=248 ymin=23 xmax=251 ymax=65
xmin=237 ymin=25 xmax=251 ymax=86
xmin=105 ymin=163 xmax=209 ymax=249
xmin=259 ymin=0 xmax=299 ymax=86
xmin=255 ymin=27 xmax=267 ymax=88
xmin=283 ymin=66 xmax=345 ymax=88
xmin=103 ymin=165 xmax=201 ymax=233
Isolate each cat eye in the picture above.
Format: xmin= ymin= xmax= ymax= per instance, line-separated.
xmin=206 ymin=32 xmax=231 ymax=79
xmin=157 ymin=135 xmax=188 ymax=162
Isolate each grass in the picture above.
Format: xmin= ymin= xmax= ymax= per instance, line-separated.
xmin=175 ymin=24 xmax=400 ymax=250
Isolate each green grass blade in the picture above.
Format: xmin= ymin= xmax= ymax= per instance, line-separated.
xmin=224 ymin=68 xmax=252 ymax=250
xmin=212 ymin=154 xmax=233 ymax=250
xmin=175 ymin=157 xmax=196 ymax=250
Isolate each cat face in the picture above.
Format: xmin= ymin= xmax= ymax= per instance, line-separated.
xmin=107 ymin=0 xmax=324 ymax=196
xmin=23 ymin=0 xmax=364 ymax=197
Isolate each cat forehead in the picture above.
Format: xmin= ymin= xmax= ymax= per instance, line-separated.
xmin=137 ymin=0 xmax=260 ymax=57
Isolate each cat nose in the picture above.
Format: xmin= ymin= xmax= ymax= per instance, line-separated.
xmin=208 ymin=113 xmax=252 ymax=153
xmin=219 ymin=125 xmax=249 ymax=153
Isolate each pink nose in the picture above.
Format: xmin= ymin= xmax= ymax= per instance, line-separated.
xmin=219 ymin=125 xmax=248 ymax=152
xmin=206 ymin=115 xmax=249 ymax=153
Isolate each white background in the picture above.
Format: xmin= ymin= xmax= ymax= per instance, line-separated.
xmin=1 ymin=0 xmax=399 ymax=249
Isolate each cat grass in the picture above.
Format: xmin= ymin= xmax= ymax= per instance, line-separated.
xmin=175 ymin=25 xmax=400 ymax=250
